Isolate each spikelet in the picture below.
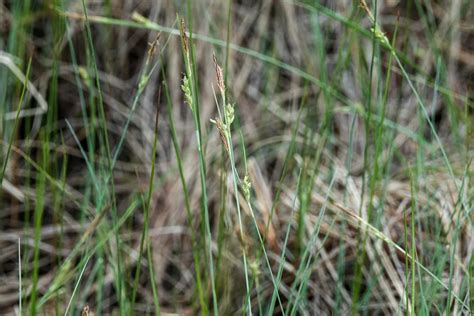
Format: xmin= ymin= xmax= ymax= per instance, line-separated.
xmin=81 ymin=305 xmax=90 ymax=316
xmin=359 ymin=1 xmax=389 ymax=45
xmin=179 ymin=17 xmax=189 ymax=56
xmin=181 ymin=75 xmax=193 ymax=110
xmin=225 ymin=103 xmax=234 ymax=126
xmin=146 ymin=33 xmax=161 ymax=66
xmin=210 ymin=118 xmax=229 ymax=152
xmin=359 ymin=0 xmax=374 ymax=21
xmin=212 ymin=53 xmax=225 ymax=94
xmin=242 ymin=174 xmax=251 ymax=201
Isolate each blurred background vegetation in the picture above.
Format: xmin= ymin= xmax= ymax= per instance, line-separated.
xmin=1 ymin=0 xmax=473 ymax=314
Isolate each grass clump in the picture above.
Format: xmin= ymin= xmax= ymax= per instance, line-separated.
xmin=1 ymin=0 xmax=473 ymax=315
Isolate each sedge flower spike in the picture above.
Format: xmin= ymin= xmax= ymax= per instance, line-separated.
xmin=181 ymin=75 xmax=193 ymax=110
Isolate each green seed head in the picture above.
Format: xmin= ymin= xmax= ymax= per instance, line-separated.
xmin=181 ymin=75 xmax=193 ymax=110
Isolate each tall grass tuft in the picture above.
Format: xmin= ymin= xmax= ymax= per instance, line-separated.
xmin=0 ymin=1 xmax=473 ymax=315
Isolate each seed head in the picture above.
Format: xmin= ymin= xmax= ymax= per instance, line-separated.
xmin=242 ymin=174 xmax=251 ymax=201
xmin=210 ymin=118 xmax=229 ymax=152
xmin=179 ymin=17 xmax=189 ymax=55
xmin=225 ymin=103 xmax=234 ymax=125
xmin=81 ymin=305 xmax=90 ymax=316
xmin=146 ymin=33 xmax=161 ymax=65
xmin=212 ymin=53 xmax=225 ymax=94
xmin=181 ymin=74 xmax=193 ymax=110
